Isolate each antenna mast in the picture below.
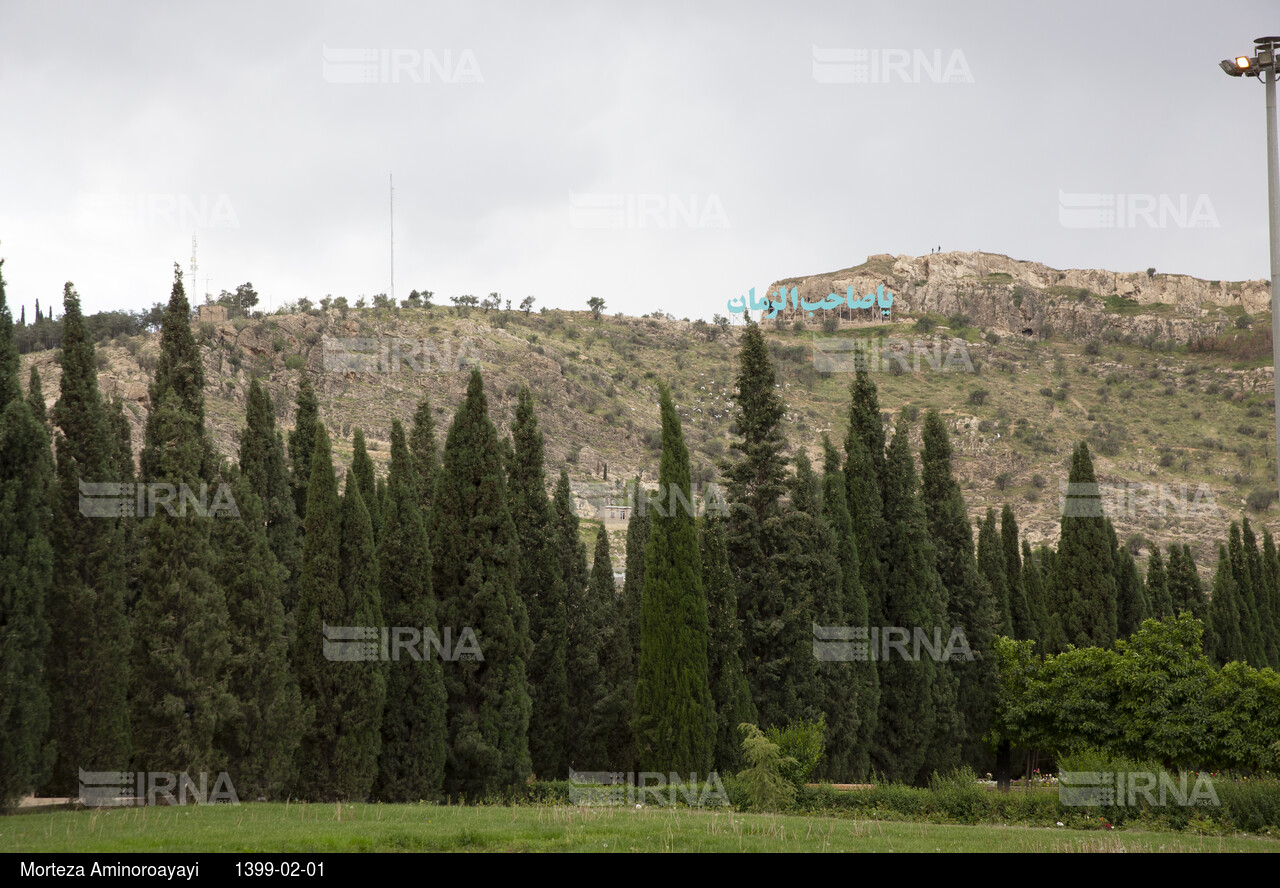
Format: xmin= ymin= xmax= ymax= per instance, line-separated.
xmin=389 ymin=173 xmax=395 ymax=304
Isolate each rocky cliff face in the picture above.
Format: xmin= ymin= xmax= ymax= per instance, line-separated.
xmin=768 ymin=251 xmax=1272 ymax=345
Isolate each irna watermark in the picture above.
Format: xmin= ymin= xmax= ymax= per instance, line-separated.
xmin=320 ymin=336 xmax=481 ymax=374
xmin=1059 ymin=771 xmax=1219 ymax=807
xmin=812 ymin=46 xmax=974 ymax=84
xmin=1058 ymin=191 xmax=1220 ymax=229
xmin=568 ymin=771 xmax=730 ymax=808
xmin=812 ymin=336 xmax=974 ymax=374
xmin=321 ymin=46 xmax=483 ymax=84
xmin=78 ymin=481 xmax=239 ymax=519
xmin=813 ymin=625 xmax=974 ymax=662
xmin=321 ymin=624 xmax=483 ymax=662
xmin=78 ymin=769 xmax=239 ymax=806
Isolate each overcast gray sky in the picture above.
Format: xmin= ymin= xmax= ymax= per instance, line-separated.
xmin=1 ymin=0 xmax=1276 ymax=320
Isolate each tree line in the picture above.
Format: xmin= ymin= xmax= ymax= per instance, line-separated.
xmin=3 ymin=264 xmax=1280 ymax=809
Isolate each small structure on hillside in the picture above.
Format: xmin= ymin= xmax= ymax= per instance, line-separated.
xmin=197 ymin=304 xmax=228 ymax=324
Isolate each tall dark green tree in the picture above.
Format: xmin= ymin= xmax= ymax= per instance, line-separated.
xmin=507 ymin=388 xmax=568 ymax=779
xmin=288 ymin=374 xmax=319 ymax=521
xmin=1055 ymin=443 xmax=1118 ymax=649
xmin=556 ymin=469 xmax=601 ymax=773
xmin=131 ymin=265 xmax=232 ymax=776
xmin=1263 ymin=528 xmax=1280 ymax=668
xmin=1227 ymin=521 xmax=1264 ymax=666
xmin=821 ymin=435 xmax=877 ymax=780
xmin=27 ymin=366 xmax=46 ymax=428
xmin=0 ymin=257 xmax=17 ymax=407
xmin=1207 ymin=544 xmax=1244 ymax=666
xmin=978 ymin=510 xmax=1014 ymax=638
xmin=783 ymin=450 xmax=851 ymax=779
xmin=874 ymin=418 xmax=958 ymax=784
xmin=605 ymin=475 xmax=649 ymax=770
xmin=351 ymin=428 xmax=381 ymax=542
xmin=921 ymin=412 xmax=998 ymax=769
xmin=294 ymin=423 xmax=348 ymax=799
xmin=376 ymin=420 xmax=446 ymax=802
xmin=1242 ymin=518 xmax=1277 ymax=666
xmin=722 ymin=321 xmax=790 ymax=721
xmin=44 ymin=283 xmax=132 ymax=795
xmin=1021 ymin=541 xmax=1050 ymax=650
xmin=848 ymin=369 xmax=887 ymax=490
xmin=329 ymin=470 xmax=385 ymax=799
xmin=408 ymin=396 xmax=440 ymax=518
xmin=0 ymin=265 xmax=54 ymax=808
xmin=1001 ymin=505 xmax=1036 ymax=642
xmin=1167 ymin=543 xmax=1206 ymax=621
xmin=845 ymin=427 xmax=889 ymax=628
xmin=239 ymin=378 xmax=301 ymax=615
xmin=211 ymin=470 xmax=304 ymax=800
xmin=699 ymin=513 xmax=755 ymax=773
xmin=1115 ymin=547 xmax=1149 ymax=638
xmin=1146 ymin=546 xmax=1173 ymax=619
xmin=570 ymin=523 xmax=615 ymax=771
xmin=633 ymin=384 xmax=715 ymax=774
xmin=429 ymin=369 xmax=531 ymax=795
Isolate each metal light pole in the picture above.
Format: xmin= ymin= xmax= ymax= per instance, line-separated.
xmin=1221 ymin=37 xmax=1280 ymax=506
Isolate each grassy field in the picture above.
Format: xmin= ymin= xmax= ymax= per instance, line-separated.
xmin=3 ymin=803 xmax=1278 ymax=853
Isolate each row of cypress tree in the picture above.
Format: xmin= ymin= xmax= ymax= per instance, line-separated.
xmin=7 ymin=274 xmax=1280 ymax=807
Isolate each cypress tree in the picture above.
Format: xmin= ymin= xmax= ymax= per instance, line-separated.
xmin=27 ymin=365 xmax=46 ymax=428
xmin=722 ymin=321 xmax=789 ymax=719
xmin=328 ymin=470 xmax=385 ymax=799
xmin=1115 ymin=547 xmax=1148 ymax=638
xmin=785 ymin=449 xmax=853 ymax=779
xmin=294 ymin=423 xmax=347 ymax=799
xmin=351 ymin=428 xmax=381 ymax=542
xmin=211 ymin=470 xmax=304 ymax=799
xmin=923 ymin=410 xmax=998 ymax=769
xmin=44 ymin=283 xmax=131 ymax=795
xmin=1243 ymin=518 xmax=1277 ymax=666
xmin=1208 ymin=544 xmax=1244 ymax=666
xmin=1227 ymin=521 xmax=1265 ymax=666
xmin=408 ymin=396 xmax=440 ymax=518
xmin=288 ymin=374 xmax=319 ymax=521
xmin=633 ymin=383 xmax=715 ymax=774
xmin=572 ymin=523 xmax=615 ymax=771
xmin=0 ymin=257 xmax=18 ymax=409
xmin=873 ymin=418 xmax=950 ymax=784
xmin=821 ymin=435 xmax=877 ymax=780
xmin=556 ymin=468 xmax=601 ymax=772
xmin=845 ymin=421 xmax=889 ymax=629
xmin=0 ymin=267 xmax=54 ymax=807
xmin=977 ymin=510 xmax=1013 ymax=638
xmin=1146 ymin=546 xmax=1173 ymax=619
xmin=605 ymin=475 xmax=648 ymax=770
xmin=429 ymin=369 xmax=531 ymax=795
xmin=1167 ymin=543 xmax=1206 ymax=620
xmin=1001 ymin=506 xmax=1035 ymax=642
xmin=131 ymin=266 xmax=233 ymax=776
xmin=848 ymin=369 xmax=887 ymax=490
xmin=1021 ymin=540 xmax=1050 ymax=647
xmin=508 ymin=388 xmax=568 ymax=779
xmin=239 ymin=378 xmax=301 ymax=615
xmin=376 ymin=421 xmax=446 ymax=801
xmin=699 ymin=513 xmax=755 ymax=773
xmin=751 ymin=447 xmax=824 ymax=731
xmin=1055 ymin=443 xmax=1118 ymax=648
xmin=1264 ymin=528 xmax=1280 ymax=668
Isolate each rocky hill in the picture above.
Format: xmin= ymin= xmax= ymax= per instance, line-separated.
xmin=770 ymin=250 xmax=1271 ymax=345
xmin=19 ymin=251 xmax=1279 ymax=580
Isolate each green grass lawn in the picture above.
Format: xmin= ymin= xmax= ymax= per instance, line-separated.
xmin=3 ymin=803 xmax=1277 ymax=853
